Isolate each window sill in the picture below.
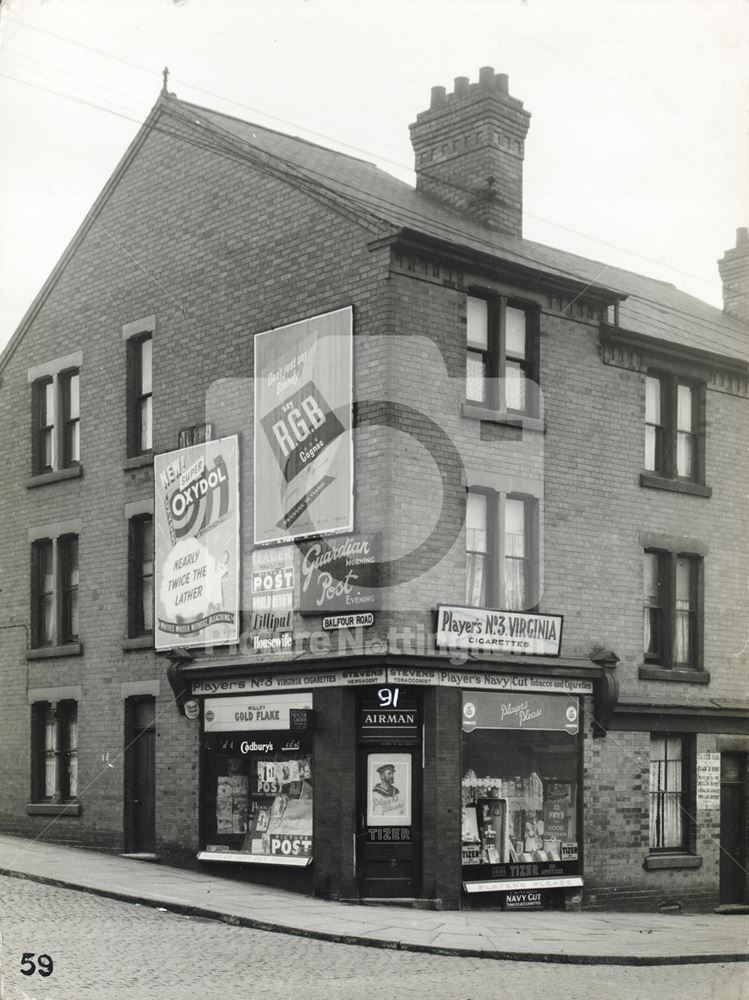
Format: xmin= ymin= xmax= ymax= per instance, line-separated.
xmin=123 ymin=452 xmax=154 ymax=471
xmin=643 ymin=853 xmax=702 ymax=871
xmin=462 ymin=401 xmax=544 ymax=433
xmin=639 ymin=666 xmax=710 ymax=684
xmin=26 ymin=802 xmax=80 ymax=817
xmin=26 ymin=466 xmax=83 ymax=489
xmin=26 ymin=643 xmax=83 ymax=660
xmin=639 ymin=473 xmax=712 ymax=498
xmin=122 ymin=635 xmax=154 ymax=651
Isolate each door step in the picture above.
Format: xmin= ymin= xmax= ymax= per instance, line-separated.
xmin=343 ymin=897 xmax=443 ymax=910
xmin=120 ymin=853 xmax=161 ymax=863
xmin=714 ymin=903 xmax=749 ymax=915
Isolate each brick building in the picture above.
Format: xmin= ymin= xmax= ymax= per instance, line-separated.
xmin=0 ymin=69 xmax=747 ymax=913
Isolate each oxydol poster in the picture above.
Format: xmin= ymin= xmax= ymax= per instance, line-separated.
xmin=154 ymin=436 xmax=240 ymax=650
xmin=254 ymin=307 xmax=353 ymax=544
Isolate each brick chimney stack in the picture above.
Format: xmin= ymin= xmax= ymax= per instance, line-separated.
xmin=718 ymin=227 xmax=749 ymax=324
xmin=409 ymin=68 xmax=531 ymax=237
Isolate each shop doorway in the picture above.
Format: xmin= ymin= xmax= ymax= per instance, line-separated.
xmin=720 ymin=753 xmax=747 ymax=905
xmin=124 ymin=696 xmax=156 ymax=854
xmin=356 ymin=688 xmax=421 ymax=899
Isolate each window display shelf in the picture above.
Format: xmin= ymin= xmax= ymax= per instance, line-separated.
xmin=197 ymin=850 xmax=312 ymax=867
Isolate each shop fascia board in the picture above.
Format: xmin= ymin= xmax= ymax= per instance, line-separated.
xmin=165 ymin=651 xmax=605 ymax=683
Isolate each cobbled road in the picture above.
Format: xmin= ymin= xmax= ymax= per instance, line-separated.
xmin=0 ymin=876 xmax=745 ymax=1000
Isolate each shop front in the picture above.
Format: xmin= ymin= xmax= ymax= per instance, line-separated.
xmin=197 ymin=692 xmax=314 ymax=871
xmin=459 ymin=687 xmax=583 ymax=909
xmin=177 ymin=660 xmax=594 ymax=908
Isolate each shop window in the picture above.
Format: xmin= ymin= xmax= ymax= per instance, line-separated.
xmin=31 ymin=700 xmax=78 ymax=803
xmin=643 ymin=550 xmax=701 ymax=669
xmin=649 ymin=734 xmax=694 ymax=851
xmin=465 ymin=294 xmax=538 ymax=416
xmin=461 ymin=690 xmax=581 ymax=885
xmin=466 ymin=489 xmax=536 ymax=610
xmin=127 ymin=333 xmax=153 ymax=456
xmin=200 ymin=694 xmax=313 ymax=865
xmin=644 ymin=374 xmax=704 ymax=485
xmin=31 ymin=534 xmax=80 ymax=648
xmin=128 ymin=515 xmax=154 ymax=637
xmin=31 ymin=366 xmax=81 ymax=476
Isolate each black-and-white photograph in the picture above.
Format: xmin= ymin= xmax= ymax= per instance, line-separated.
xmin=0 ymin=0 xmax=747 ymax=997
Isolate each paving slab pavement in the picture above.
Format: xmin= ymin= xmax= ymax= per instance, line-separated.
xmin=0 ymin=833 xmax=746 ymax=966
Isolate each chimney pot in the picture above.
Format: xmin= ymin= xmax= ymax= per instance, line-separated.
xmin=430 ymin=85 xmax=447 ymax=109
xmin=479 ymin=66 xmax=495 ymax=89
xmin=737 ymin=226 xmax=749 ymax=248
xmin=495 ymin=73 xmax=509 ymax=96
xmin=454 ymin=76 xmax=470 ymax=98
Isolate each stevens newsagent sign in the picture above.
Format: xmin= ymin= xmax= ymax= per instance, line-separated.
xmin=436 ymin=605 xmax=563 ymax=657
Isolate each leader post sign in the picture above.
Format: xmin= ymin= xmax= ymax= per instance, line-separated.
xmin=254 ymin=307 xmax=353 ymax=544
xmin=154 ymin=436 xmax=240 ymax=650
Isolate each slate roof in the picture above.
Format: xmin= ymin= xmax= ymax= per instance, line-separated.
xmin=175 ymin=97 xmax=748 ymax=365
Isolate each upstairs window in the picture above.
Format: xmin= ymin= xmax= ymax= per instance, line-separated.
xmin=643 ymin=550 xmax=700 ymax=669
xmin=128 ymin=334 xmax=153 ymax=455
xmin=128 ymin=514 xmax=154 ymax=637
xmin=465 ymin=295 xmax=537 ymax=416
xmin=31 ymin=700 xmax=78 ymax=803
xmin=466 ymin=489 xmax=536 ymax=610
xmin=31 ymin=534 xmax=80 ymax=648
xmin=644 ymin=375 xmax=702 ymax=483
xmin=31 ymin=365 xmax=81 ymax=475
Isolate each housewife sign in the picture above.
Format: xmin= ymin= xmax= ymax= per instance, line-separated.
xmin=436 ymin=605 xmax=562 ymax=657
xmin=154 ymin=436 xmax=240 ymax=650
xmin=254 ymin=307 xmax=353 ymax=544
xmin=300 ymin=534 xmax=381 ymax=613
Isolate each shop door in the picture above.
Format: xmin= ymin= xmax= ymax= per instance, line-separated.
xmin=357 ymin=747 xmax=420 ymax=898
xmin=356 ymin=687 xmax=422 ymax=899
xmin=720 ymin=753 xmax=747 ymax=905
xmin=124 ymin=696 xmax=156 ymax=854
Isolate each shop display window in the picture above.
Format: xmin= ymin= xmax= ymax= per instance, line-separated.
xmin=461 ymin=691 xmax=581 ymax=881
xmin=203 ymin=733 xmax=313 ymax=861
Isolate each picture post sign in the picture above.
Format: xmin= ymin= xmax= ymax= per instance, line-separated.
xmin=154 ymin=436 xmax=240 ymax=650
xmin=254 ymin=307 xmax=353 ymax=544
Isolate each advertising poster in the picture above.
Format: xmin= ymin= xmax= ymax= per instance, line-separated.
xmin=462 ymin=691 xmax=579 ymax=735
xmin=366 ymin=753 xmax=411 ymax=826
xmin=254 ymin=307 xmax=353 ymax=544
xmin=249 ymin=545 xmax=295 ymax=652
xmin=154 ymin=436 xmax=240 ymax=650
xmin=300 ymin=533 xmax=381 ymax=614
